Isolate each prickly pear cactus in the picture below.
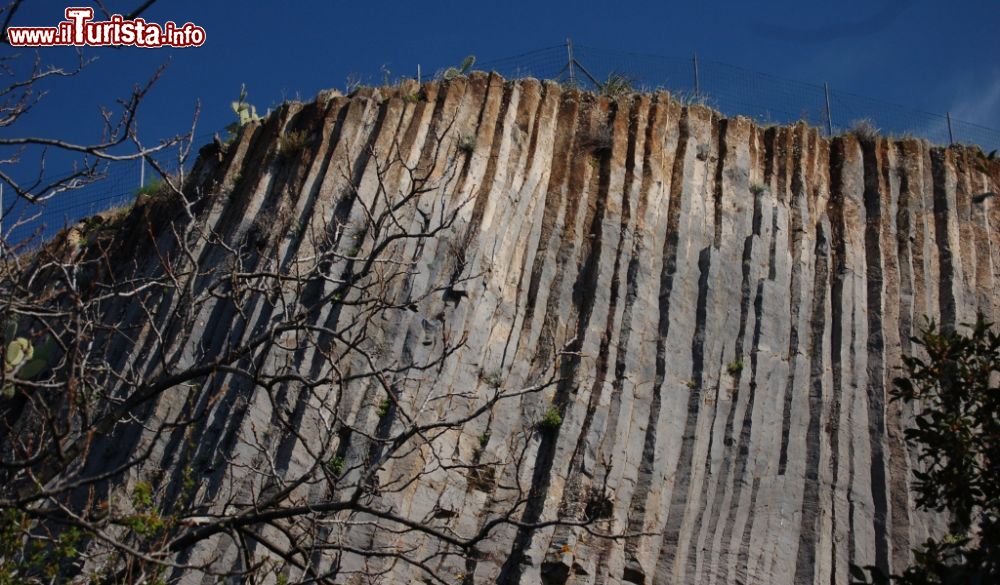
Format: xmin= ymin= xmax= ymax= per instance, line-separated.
xmin=4 ymin=337 xmax=32 ymax=372
xmin=225 ymin=84 xmax=261 ymax=138
xmin=443 ymin=55 xmax=476 ymax=80
xmin=2 ymin=335 xmax=53 ymax=397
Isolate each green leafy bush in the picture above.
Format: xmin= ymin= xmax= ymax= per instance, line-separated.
xmin=326 ymin=456 xmax=345 ymax=476
xmin=853 ymin=313 xmax=1000 ymax=584
xmin=136 ymin=178 xmax=163 ymax=198
xmin=539 ymin=405 xmax=563 ymax=431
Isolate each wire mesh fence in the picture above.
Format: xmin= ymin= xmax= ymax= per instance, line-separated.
xmin=479 ymin=43 xmax=1000 ymax=151
xmin=2 ymin=138 xmax=210 ymax=248
xmin=6 ymin=42 xmax=998 ymax=248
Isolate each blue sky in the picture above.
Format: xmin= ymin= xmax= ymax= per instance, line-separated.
xmin=4 ymin=0 xmax=999 ymax=182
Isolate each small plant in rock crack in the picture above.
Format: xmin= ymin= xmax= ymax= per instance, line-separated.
xmin=478 ymin=432 xmax=490 ymax=448
xmin=727 ymin=359 xmax=745 ymax=376
xmin=278 ymin=129 xmax=311 ymax=161
xmin=326 ymin=456 xmax=345 ymax=476
xmin=125 ymin=482 xmax=165 ymax=537
xmin=686 ymin=379 xmax=698 ymax=390
xmin=539 ymin=405 xmax=563 ymax=431
xmin=377 ymin=397 xmax=391 ymax=418
xmin=749 ymin=182 xmax=767 ymax=195
xmin=402 ymin=90 xmax=425 ymax=103
xmin=457 ymin=133 xmax=476 ymax=155
xmin=481 ymin=368 xmax=503 ymax=389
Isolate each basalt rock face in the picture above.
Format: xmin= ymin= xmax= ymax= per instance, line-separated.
xmin=75 ymin=73 xmax=1000 ymax=584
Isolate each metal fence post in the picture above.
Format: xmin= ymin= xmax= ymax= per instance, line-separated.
xmin=566 ymin=38 xmax=576 ymax=86
xmin=824 ymin=83 xmax=834 ymax=136
xmin=693 ymin=53 xmax=700 ymax=95
xmin=947 ymin=112 xmax=955 ymax=145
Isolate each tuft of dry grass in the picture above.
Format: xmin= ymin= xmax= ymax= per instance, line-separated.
xmin=599 ymin=73 xmax=633 ymax=98
xmin=278 ymin=129 xmax=311 ymax=161
xmin=848 ymin=119 xmax=880 ymax=144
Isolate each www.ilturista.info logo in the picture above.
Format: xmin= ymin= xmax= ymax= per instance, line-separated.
xmin=6 ymin=7 xmax=205 ymax=47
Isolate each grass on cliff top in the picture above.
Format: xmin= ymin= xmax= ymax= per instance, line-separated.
xmin=351 ymin=72 xmax=999 ymax=160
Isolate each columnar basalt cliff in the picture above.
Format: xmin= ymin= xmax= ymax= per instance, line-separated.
xmin=20 ymin=73 xmax=1000 ymax=584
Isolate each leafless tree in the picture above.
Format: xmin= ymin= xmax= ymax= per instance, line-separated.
xmin=0 ymin=0 xmax=196 ymax=248
xmin=0 ymin=71 xmax=626 ymax=582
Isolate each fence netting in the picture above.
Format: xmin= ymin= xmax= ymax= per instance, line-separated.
xmin=480 ymin=43 xmax=999 ymax=151
xmin=2 ymin=140 xmax=206 ymax=248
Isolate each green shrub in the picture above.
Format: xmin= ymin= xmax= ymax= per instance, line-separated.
xmin=853 ymin=313 xmax=1000 ymax=584
xmin=402 ymin=91 xmax=424 ymax=103
xmin=126 ymin=481 xmax=164 ymax=537
xmin=136 ymin=178 xmax=163 ymax=198
xmin=132 ymin=482 xmax=154 ymax=508
xmin=126 ymin=511 xmax=164 ymax=537
xmin=539 ymin=405 xmax=563 ymax=431
xmin=0 ymin=510 xmax=83 ymax=583
xmin=326 ymin=456 xmax=345 ymax=476
xmin=726 ymin=359 xmax=745 ymax=376
xmin=377 ymin=397 xmax=391 ymax=418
